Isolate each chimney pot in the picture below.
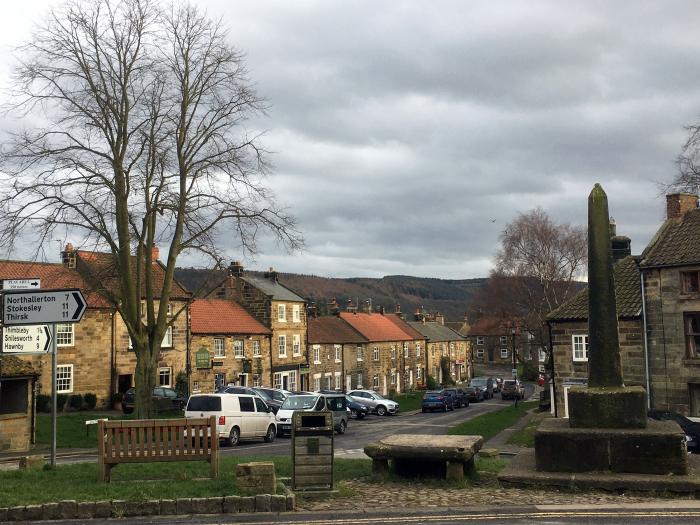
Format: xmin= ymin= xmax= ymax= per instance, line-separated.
xmin=666 ymin=193 xmax=698 ymax=220
xmin=228 ymin=261 xmax=244 ymax=277
xmin=61 ymin=243 xmax=77 ymax=269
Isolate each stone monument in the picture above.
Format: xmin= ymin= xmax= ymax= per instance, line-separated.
xmin=499 ymin=184 xmax=697 ymax=491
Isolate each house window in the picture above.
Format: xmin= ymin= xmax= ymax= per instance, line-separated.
xmin=313 ymin=375 xmax=321 ymax=392
xmin=373 ymin=347 xmax=379 ymax=361
xmin=373 ymin=375 xmax=379 ymax=389
xmin=357 ymin=345 xmax=363 ymax=361
xmin=685 ymin=313 xmax=700 ymax=357
xmin=500 ymin=335 xmax=508 ymax=345
xmin=500 ymin=348 xmax=508 ymax=359
xmin=325 ymin=375 xmax=332 ymax=390
xmin=403 ymin=342 xmax=409 ymax=358
xmin=234 ymin=340 xmax=244 ymax=358
xmin=253 ymin=375 xmax=261 ymax=387
xmin=278 ymin=335 xmax=287 ymax=357
xmin=334 ymin=372 xmax=341 ymax=390
xmin=682 ymin=271 xmax=700 ymax=293
xmin=450 ymin=343 xmax=455 ymax=356
xmin=56 ymin=324 xmax=74 ymax=347
xmin=431 ymin=344 xmax=436 ymax=357
xmin=357 ymin=373 xmax=363 ymax=388
xmin=161 ymin=325 xmax=173 ymax=348
xmin=167 ymin=303 xmax=173 ymax=316
xmin=214 ymin=338 xmax=225 ymax=357
xmin=334 ymin=345 xmax=342 ymax=362
xmin=56 ymin=364 xmax=73 ymax=393
xmin=253 ymin=340 xmax=261 ymax=356
xmin=292 ymin=334 xmax=301 ymax=356
xmin=416 ymin=343 xmax=421 ymax=358
xmin=476 ymin=348 xmax=484 ymax=358
xmin=278 ymin=304 xmax=286 ymax=322
xmin=417 ymin=367 xmax=423 ymax=380
xmin=215 ymin=373 xmax=226 ymax=390
xmin=289 ymin=371 xmax=297 ymax=391
xmin=158 ymin=367 xmax=172 ymax=387
xmin=391 ymin=346 xmax=396 ymax=360
xmin=572 ymin=334 xmax=589 ymax=362
xmin=441 ymin=343 xmax=447 ymax=356
xmin=476 ymin=336 xmax=484 ymax=345
xmin=292 ymin=304 xmax=301 ymax=322
xmin=273 ymin=372 xmax=282 ymax=390
xmin=313 ymin=345 xmax=321 ymax=364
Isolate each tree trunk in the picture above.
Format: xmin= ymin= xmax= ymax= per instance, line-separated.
xmin=134 ymin=343 xmax=159 ymax=418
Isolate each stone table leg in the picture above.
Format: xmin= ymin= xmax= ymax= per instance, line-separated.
xmin=371 ymin=458 xmax=389 ymax=478
xmin=446 ymin=461 xmax=464 ymax=481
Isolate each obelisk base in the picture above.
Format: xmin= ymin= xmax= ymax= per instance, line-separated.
xmin=568 ymin=385 xmax=647 ymax=429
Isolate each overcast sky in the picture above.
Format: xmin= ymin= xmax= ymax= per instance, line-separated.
xmin=1 ymin=1 xmax=699 ymax=279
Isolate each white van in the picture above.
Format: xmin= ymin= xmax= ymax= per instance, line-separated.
xmin=185 ymin=393 xmax=277 ymax=446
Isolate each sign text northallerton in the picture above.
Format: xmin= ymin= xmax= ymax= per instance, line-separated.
xmin=2 ymin=289 xmax=87 ymax=325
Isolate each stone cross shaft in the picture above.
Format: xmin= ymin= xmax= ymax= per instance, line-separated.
xmin=587 ymin=184 xmax=623 ymax=388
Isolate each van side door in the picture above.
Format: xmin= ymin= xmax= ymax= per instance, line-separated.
xmin=254 ymin=397 xmax=271 ymax=435
xmin=238 ymin=396 xmax=257 ymax=438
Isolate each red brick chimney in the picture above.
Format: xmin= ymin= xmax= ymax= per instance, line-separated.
xmin=61 ymin=243 xmax=76 ymax=268
xmin=666 ymin=193 xmax=698 ymax=220
xmin=150 ymin=245 xmax=159 ymax=261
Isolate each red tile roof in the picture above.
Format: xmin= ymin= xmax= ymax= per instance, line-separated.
xmin=308 ymin=316 xmax=367 ymax=344
xmin=191 ymin=299 xmax=270 ymax=335
xmin=339 ymin=312 xmax=414 ymax=342
xmin=0 ymin=260 xmax=111 ymax=308
xmin=468 ymin=316 xmax=522 ymax=336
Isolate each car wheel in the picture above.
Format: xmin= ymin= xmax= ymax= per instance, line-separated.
xmin=376 ymin=405 xmax=387 ymax=417
xmin=226 ymin=426 xmax=240 ymax=447
xmin=351 ymin=409 xmax=359 ymax=419
xmin=337 ymin=420 xmax=347 ymax=434
xmin=264 ymin=425 xmax=276 ymax=443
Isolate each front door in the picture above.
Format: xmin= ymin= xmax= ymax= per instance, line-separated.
xmin=282 ymin=374 xmax=289 ymax=391
xmin=238 ymin=374 xmax=247 ymax=387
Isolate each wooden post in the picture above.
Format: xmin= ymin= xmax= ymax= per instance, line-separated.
xmin=209 ymin=415 xmax=219 ymax=479
xmin=97 ymin=419 xmax=106 ymax=482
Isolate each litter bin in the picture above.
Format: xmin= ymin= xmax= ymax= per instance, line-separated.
xmin=292 ymin=410 xmax=334 ymax=491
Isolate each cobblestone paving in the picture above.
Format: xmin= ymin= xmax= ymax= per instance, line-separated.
xmin=296 ymin=477 xmax=694 ymax=511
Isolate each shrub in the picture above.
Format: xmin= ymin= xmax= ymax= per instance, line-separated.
xmin=519 ymin=361 xmax=538 ymax=382
xmin=174 ymin=371 xmax=188 ymax=399
xmin=56 ymin=394 xmax=68 ymax=412
xmin=36 ymin=394 xmax=51 ymax=413
xmin=84 ymin=393 xmax=97 ymax=410
xmin=426 ymin=375 xmax=438 ymax=390
xmin=68 ymin=394 xmax=83 ymax=410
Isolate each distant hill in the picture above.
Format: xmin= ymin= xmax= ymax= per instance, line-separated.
xmin=175 ymin=267 xmax=487 ymax=322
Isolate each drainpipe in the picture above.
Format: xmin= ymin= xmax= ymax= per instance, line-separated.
xmin=110 ymin=311 xmax=116 ymax=400
xmin=640 ymin=272 xmax=651 ymax=408
xmin=186 ymin=303 xmax=191 ymax=396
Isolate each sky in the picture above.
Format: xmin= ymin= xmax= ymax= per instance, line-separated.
xmin=1 ymin=0 xmax=700 ymax=279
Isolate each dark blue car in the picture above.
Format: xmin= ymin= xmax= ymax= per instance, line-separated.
xmin=421 ymin=390 xmax=453 ymax=412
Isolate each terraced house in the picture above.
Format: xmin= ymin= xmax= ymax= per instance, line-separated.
xmin=408 ymin=312 xmax=470 ymax=384
xmin=189 ymin=299 xmax=271 ymax=392
xmin=307 ymin=315 xmax=368 ymax=392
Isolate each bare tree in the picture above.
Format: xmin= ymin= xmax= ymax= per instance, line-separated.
xmin=672 ymin=123 xmax=700 ymax=193
xmin=0 ymin=0 xmax=302 ymax=417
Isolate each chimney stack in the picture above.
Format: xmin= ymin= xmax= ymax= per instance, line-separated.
xmin=609 ymin=218 xmax=631 ymax=262
xmin=150 ymin=245 xmax=159 ymax=261
xmin=395 ymin=303 xmax=401 ymax=314
xmin=328 ymin=297 xmax=340 ymax=316
xmin=346 ymin=298 xmax=357 ymax=314
xmin=228 ymin=261 xmax=244 ymax=277
xmin=435 ymin=313 xmax=445 ymax=326
xmin=666 ymin=193 xmax=698 ymax=220
xmin=61 ymin=243 xmax=76 ymax=269
xmin=264 ymin=266 xmax=279 ymax=282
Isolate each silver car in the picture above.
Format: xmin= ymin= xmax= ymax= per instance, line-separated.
xmin=348 ymin=390 xmax=399 ymax=416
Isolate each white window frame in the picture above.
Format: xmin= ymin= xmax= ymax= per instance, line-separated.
xmin=234 ymin=339 xmax=244 ymax=358
xmin=56 ymin=364 xmax=73 ymax=393
xmin=357 ymin=345 xmax=363 ymax=362
xmin=292 ymin=304 xmax=301 ymax=323
xmin=334 ymin=372 xmax=341 ymax=390
xmin=313 ymin=345 xmax=321 ymax=364
xmin=278 ymin=335 xmax=287 ymax=357
xmin=476 ymin=336 xmax=484 ymax=346
xmin=313 ymin=374 xmax=321 ymax=392
xmin=273 ymin=372 xmax=282 ymax=390
xmin=167 ymin=303 xmax=173 ymax=316
xmin=450 ymin=343 xmax=455 ymax=356
xmin=334 ymin=344 xmax=342 ymax=363
xmin=416 ymin=343 xmax=421 ymax=358
xmin=357 ymin=372 xmax=363 ymax=389
xmin=373 ymin=346 xmax=379 ymax=361
xmin=391 ymin=346 xmax=396 ymax=360
xmin=253 ymin=340 xmax=261 ymax=357
xmin=160 ymin=325 xmax=173 ymax=348
xmin=214 ymin=338 xmax=225 ymax=358
xmin=292 ymin=334 xmax=301 ymax=356
xmin=403 ymin=342 xmax=409 ymax=358
xmin=158 ymin=366 xmax=172 ymax=387
xmin=500 ymin=335 xmax=508 ymax=345
xmin=572 ymin=334 xmax=589 ymax=362
xmin=192 ymin=381 xmax=200 ymax=392
xmin=417 ymin=367 xmax=423 ymax=380
xmin=476 ymin=348 xmax=484 ymax=358
xmin=373 ymin=375 xmax=379 ymax=389
xmin=325 ymin=374 xmax=332 ymax=390
xmin=500 ymin=348 xmax=508 ymax=359
xmin=289 ymin=371 xmax=297 ymax=391
xmin=56 ymin=324 xmax=74 ymax=347
xmin=278 ymin=304 xmax=287 ymax=322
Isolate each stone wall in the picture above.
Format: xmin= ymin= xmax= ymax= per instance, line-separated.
xmin=551 ymin=318 xmax=645 ymax=416
xmin=644 ymin=266 xmax=700 ymax=415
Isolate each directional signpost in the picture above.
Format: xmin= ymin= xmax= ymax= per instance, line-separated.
xmin=0 ymin=288 xmax=87 ymax=468
xmin=2 ymin=325 xmax=52 ymax=354
xmin=1 ymin=278 xmax=41 ymax=291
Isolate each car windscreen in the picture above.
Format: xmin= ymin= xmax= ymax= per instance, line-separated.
xmin=281 ymin=395 xmax=318 ymax=410
xmin=186 ymin=396 xmax=221 ymax=412
xmin=372 ymin=393 xmax=387 ymax=400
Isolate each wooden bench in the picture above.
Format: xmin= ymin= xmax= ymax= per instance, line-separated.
xmin=97 ymin=417 xmax=219 ymax=482
xmin=364 ymin=434 xmax=483 ymax=481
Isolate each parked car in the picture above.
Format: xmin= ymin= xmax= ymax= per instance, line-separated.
xmin=470 ymin=377 xmax=494 ymax=399
xmin=464 ymin=386 xmax=484 ymax=403
xmin=456 ymin=388 xmax=470 ymax=407
xmin=345 ymin=395 xmax=369 ymax=419
xmin=348 ymin=390 xmax=400 ymax=416
xmin=422 ymin=390 xmax=453 ymax=412
xmin=276 ymin=393 xmax=349 ymax=436
xmin=184 ymin=393 xmax=276 ymax=446
xmin=443 ymin=388 xmax=468 ymax=408
xmin=251 ymin=387 xmax=290 ymax=414
xmin=648 ymin=410 xmax=700 ymax=453
xmin=501 ymin=379 xmax=524 ymax=400
xmin=122 ymin=387 xmax=186 ymax=414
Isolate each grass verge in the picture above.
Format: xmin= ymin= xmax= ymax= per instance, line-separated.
xmin=36 ymin=411 xmax=183 ymax=449
xmin=392 ymin=392 xmax=423 ymax=412
xmin=507 ymin=411 xmax=550 ymax=447
xmin=447 ymin=400 xmax=538 ymax=441
xmin=0 ymin=456 xmax=371 ymax=507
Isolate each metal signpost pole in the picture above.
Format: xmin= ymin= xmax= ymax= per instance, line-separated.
xmin=51 ymin=323 xmax=57 ymax=468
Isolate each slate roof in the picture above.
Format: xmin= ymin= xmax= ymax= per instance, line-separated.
xmin=384 ymin=314 xmax=427 ymax=340
xmin=76 ymin=250 xmax=190 ymax=301
xmin=0 ymin=260 xmax=111 ymax=308
xmin=339 ymin=312 xmax=415 ymax=342
xmin=0 ymin=355 xmax=38 ymax=378
xmin=308 ymin=316 xmax=368 ymax=345
xmin=240 ymin=274 xmax=305 ymax=302
xmin=190 ymin=299 xmax=270 ymax=335
xmin=640 ymin=208 xmax=700 ymax=268
xmin=547 ymin=255 xmax=642 ymax=321
xmin=408 ymin=321 xmax=467 ymax=342
xmin=174 ymin=268 xmax=227 ymax=297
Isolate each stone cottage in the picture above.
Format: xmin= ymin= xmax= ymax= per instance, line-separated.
xmin=408 ymin=313 xmax=470 ymax=384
